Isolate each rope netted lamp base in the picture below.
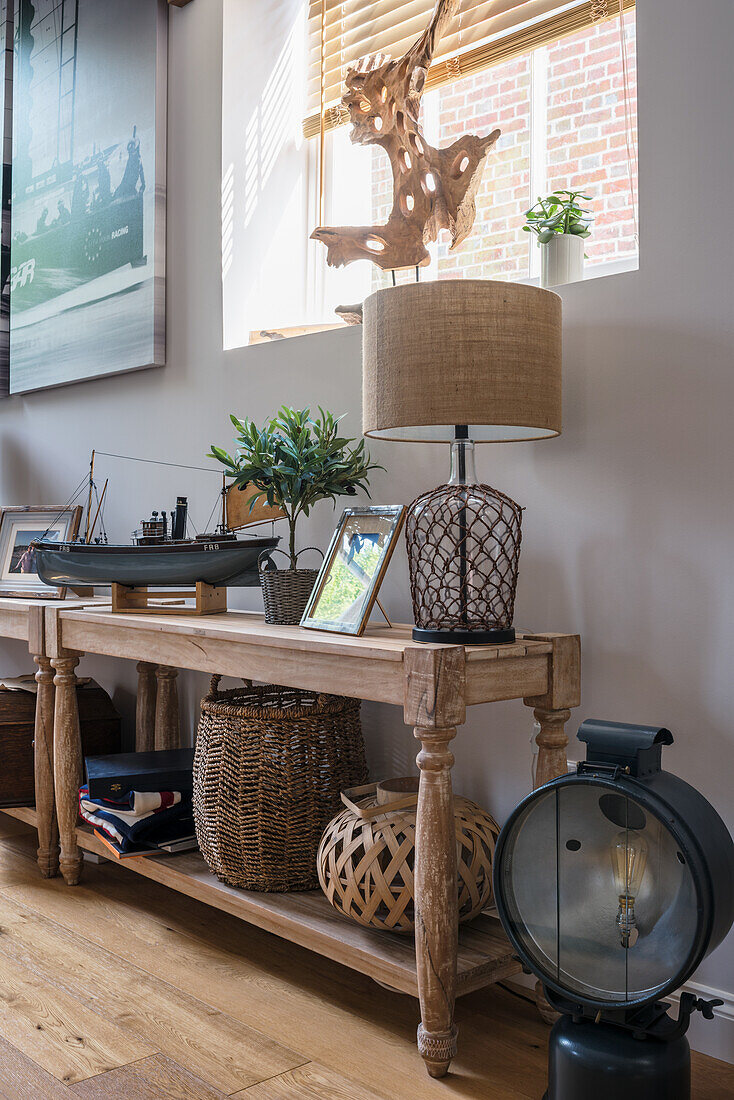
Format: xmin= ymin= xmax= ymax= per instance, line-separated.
xmin=406 ymin=449 xmax=522 ymax=644
xmin=362 ymin=280 xmax=562 ymax=644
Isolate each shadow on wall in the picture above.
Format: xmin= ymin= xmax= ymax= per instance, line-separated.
xmin=0 ymin=432 xmax=40 ymax=503
xmin=521 ymin=318 xmax=734 ymax=999
xmin=109 ymin=683 xmax=137 ymax=752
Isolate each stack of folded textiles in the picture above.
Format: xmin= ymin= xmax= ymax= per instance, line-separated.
xmin=78 ymin=786 xmax=196 ymax=858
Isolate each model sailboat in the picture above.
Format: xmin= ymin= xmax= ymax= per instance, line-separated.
xmin=32 ymin=451 xmax=280 ymax=590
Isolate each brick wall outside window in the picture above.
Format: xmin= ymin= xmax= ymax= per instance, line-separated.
xmin=432 ymin=52 xmax=532 ymax=282
xmin=544 ymin=10 xmax=637 ymax=268
xmin=368 ymin=10 xmax=637 ymax=289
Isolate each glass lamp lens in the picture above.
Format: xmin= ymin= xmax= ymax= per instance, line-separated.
xmin=498 ymin=781 xmax=699 ymax=1004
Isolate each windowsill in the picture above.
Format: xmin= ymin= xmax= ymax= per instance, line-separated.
xmin=520 ymin=254 xmax=639 ymax=288
xmin=248 ymin=322 xmax=347 ymax=345
xmin=246 ymin=255 xmax=640 ymax=346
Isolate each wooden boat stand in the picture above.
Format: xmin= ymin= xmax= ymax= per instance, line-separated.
xmin=111 ymin=581 xmax=227 ymax=615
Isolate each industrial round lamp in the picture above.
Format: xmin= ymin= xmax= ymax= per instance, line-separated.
xmin=362 ymin=279 xmax=561 ymax=644
xmin=493 ymin=719 xmax=734 ymax=1100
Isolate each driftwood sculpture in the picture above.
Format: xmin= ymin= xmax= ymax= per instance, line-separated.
xmin=311 ymin=0 xmax=501 ymax=273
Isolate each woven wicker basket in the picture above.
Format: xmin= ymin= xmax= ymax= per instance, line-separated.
xmin=317 ymin=778 xmax=499 ymax=932
xmin=194 ymin=676 xmax=368 ymax=892
xmin=259 ymin=548 xmax=322 ymax=625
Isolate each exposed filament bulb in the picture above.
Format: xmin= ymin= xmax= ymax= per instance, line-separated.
xmin=610 ymin=829 xmax=648 ymax=948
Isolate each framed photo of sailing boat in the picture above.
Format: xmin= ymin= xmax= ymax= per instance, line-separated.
xmin=0 ymin=505 xmax=82 ymax=598
xmin=0 ymin=0 xmax=12 ymax=398
xmin=9 ymin=0 xmax=167 ymax=394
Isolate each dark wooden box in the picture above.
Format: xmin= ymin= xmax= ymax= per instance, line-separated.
xmin=0 ymin=679 xmax=122 ymax=807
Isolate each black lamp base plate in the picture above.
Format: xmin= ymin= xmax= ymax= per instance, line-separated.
xmin=412 ymin=627 xmax=516 ymax=645
xmin=545 ymin=1016 xmax=691 ymax=1100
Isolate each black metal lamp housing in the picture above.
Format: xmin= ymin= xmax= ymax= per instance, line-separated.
xmin=493 ymin=719 xmax=734 ymax=1100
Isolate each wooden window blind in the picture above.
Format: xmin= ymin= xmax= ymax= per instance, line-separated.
xmin=304 ymin=0 xmax=634 ymax=138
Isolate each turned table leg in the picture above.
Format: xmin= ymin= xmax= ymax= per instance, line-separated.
xmin=414 ymin=724 xmax=459 ymax=1078
xmin=524 ymin=632 xmax=580 ymax=791
xmin=524 ymin=633 xmax=581 ymax=1024
xmin=533 ymin=707 xmax=572 ymax=788
xmin=154 ymin=665 xmax=180 ymax=750
xmin=52 ymin=656 xmax=83 ymax=886
xmin=33 ymin=655 xmax=59 ymax=878
xmin=404 ymin=646 xmax=465 ymax=1079
xmin=136 ymin=661 xmax=157 ymax=752
xmin=532 ymin=705 xmax=572 ymax=1024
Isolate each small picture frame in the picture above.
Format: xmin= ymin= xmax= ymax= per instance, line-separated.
xmin=301 ymin=505 xmax=406 ymax=636
xmin=0 ymin=505 xmax=82 ymax=599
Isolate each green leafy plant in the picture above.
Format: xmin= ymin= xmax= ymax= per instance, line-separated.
xmin=209 ymin=407 xmax=380 ymax=569
xmin=523 ymin=189 xmax=594 ymax=245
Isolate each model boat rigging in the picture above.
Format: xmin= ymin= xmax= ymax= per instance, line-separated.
xmin=32 ymin=451 xmax=280 ymax=590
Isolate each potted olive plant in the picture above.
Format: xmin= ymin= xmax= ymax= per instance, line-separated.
xmin=523 ymin=190 xmax=593 ymax=288
xmin=209 ymin=407 xmax=379 ymax=624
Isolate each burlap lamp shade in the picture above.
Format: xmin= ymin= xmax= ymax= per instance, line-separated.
xmin=363 ymin=280 xmax=562 ymax=442
xmin=362 ymin=279 xmax=562 ymax=644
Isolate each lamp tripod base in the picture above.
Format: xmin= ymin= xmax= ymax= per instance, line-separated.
xmin=412 ymin=627 xmax=516 ymax=645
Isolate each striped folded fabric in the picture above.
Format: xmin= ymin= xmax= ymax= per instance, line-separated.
xmin=78 ymin=786 xmax=193 ymax=853
xmin=82 ymin=789 xmax=181 ymax=817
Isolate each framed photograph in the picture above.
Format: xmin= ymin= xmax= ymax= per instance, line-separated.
xmin=301 ymin=505 xmax=406 ymax=636
xmin=0 ymin=505 xmax=82 ymax=598
xmin=9 ymin=0 xmax=167 ymax=393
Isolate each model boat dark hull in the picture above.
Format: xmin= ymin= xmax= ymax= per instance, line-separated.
xmin=32 ymin=537 xmax=278 ymax=589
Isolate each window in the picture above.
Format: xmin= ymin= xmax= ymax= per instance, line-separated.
xmin=316 ymin=4 xmax=637 ymax=319
xmin=221 ymin=1 xmax=638 ymax=346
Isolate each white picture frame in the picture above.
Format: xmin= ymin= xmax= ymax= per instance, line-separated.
xmin=0 ymin=505 xmax=82 ymax=598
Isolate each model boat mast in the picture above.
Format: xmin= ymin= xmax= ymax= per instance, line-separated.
xmin=84 ymin=450 xmax=95 ymax=543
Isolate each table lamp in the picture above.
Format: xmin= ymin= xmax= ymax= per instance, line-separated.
xmin=362 ymin=279 xmax=562 ymax=644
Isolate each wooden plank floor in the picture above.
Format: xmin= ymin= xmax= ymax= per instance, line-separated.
xmin=0 ymin=815 xmax=732 ymax=1099
xmin=3 ymin=807 xmax=521 ymax=999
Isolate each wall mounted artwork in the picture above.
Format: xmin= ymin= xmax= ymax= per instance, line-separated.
xmin=9 ymin=0 xmax=167 ymax=394
xmin=0 ymin=0 xmax=12 ymax=398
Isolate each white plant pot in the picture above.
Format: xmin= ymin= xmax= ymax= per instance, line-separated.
xmin=540 ymin=233 xmax=585 ymax=289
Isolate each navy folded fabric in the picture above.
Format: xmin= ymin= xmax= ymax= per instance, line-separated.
xmin=79 ymin=785 xmax=194 ymax=853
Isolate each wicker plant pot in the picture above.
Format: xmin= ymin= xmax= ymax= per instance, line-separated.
xmin=259 ymin=548 xmax=322 ymax=625
xmin=194 ymin=676 xmax=368 ymax=892
xmin=317 ymin=777 xmax=499 ymax=932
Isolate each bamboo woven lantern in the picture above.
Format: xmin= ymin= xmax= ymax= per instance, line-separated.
xmin=317 ymin=777 xmax=499 ymax=933
xmin=363 ymin=279 xmax=562 ymax=644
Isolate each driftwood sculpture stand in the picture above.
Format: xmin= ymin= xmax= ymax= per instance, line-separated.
xmin=311 ymin=0 xmax=500 ymax=274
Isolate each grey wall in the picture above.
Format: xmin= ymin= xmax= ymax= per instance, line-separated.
xmin=2 ymin=0 xmax=734 ymax=1060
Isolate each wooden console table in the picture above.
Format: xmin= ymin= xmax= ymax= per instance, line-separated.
xmin=0 ymin=597 xmax=182 ymax=878
xmin=30 ymin=606 xmax=580 ymax=1079
xmin=0 ymin=597 xmax=109 ymax=879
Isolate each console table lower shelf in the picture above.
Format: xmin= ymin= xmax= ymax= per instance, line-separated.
xmin=5 ymin=807 xmax=521 ymax=1000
